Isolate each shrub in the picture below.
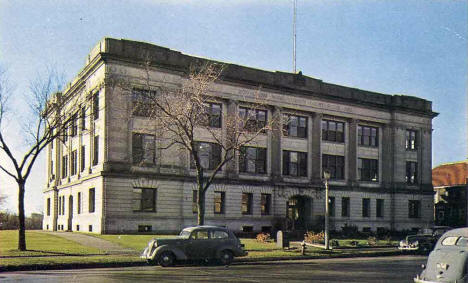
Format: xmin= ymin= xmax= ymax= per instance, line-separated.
xmin=256 ymin=232 xmax=271 ymax=243
xmin=304 ymin=231 xmax=324 ymax=244
xmin=367 ymin=236 xmax=377 ymax=246
xmin=341 ymin=223 xmax=359 ymax=238
xmin=349 ymin=240 xmax=359 ymax=247
xmin=330 ymin=239 xmax=340 ymax=247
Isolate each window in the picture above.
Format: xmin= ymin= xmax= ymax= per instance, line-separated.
xmin=192 ymin=190 xmax=198 ymax=214
xmin=322 ymin=154 xmax=345 ymax=180
xmin=89 ymin=188 xmax=95 ymax=213
xmin=192 ymin=142 xmax=222 ymax=170
xmin=283 ymin=114 xmax=307 ymax=138
xmin=242 ymin=193 xmax=253 ymax=215
xmin=80 ymin=145 xmax=86 ymax=172
xmin=406 ymin=161 xmax=418 ymax=185
xmin=211 ymin=230 xmax=229 ymax=239
xmin=192 ymin=230 xmax=209 ymax=240
xmin=358 ymin=125 xmax=378 ymax=147
xmin=93 ymin=92 xmax=99 ymax=120
xmin=408 ymin=200 xmax=421 ymax=218
xmin=62 ymin=155 xmax=68 ymax=178
xmin=77 ymin=192 xmax=81 ymax=214
xmin=93 ymin=135 xmax=99 ymax=166
xmin=80 ymin=107 xmax=86 ymax=130
xmin=71 ymin=150 xmax=77 ymax=176
xmin=406 ymin=130 xmax=417 ymax=150
xmin=376 ymin=199 xmax=384 ymax=218
xmin=200 ymin=102 xmax=222 ymax=128
xmin=132 ymin=133 xmax=156 ymax=166
xmin=329 ymin=196 xmax=335 ymax=217
xmin=132 ymin=88 xmax=157 ymax=117
xmin=239 ymin=147 xmax=267 ymax=174
xmin=76 ymin=225 xmax=80 ymax=231
xmin=70 ymin=113 xmax=78 ymax=137
xmin=62 ymin=196 xmax=65 ymax=216
xmin=46 ymin=198 xmax=51 ymax=216
xmin=58 ymin=196 xmax=61 ymax=215
xmin=50 ymin=160 xmax=54 ymax=180
xmin=362 ymin=198 xmax=370 ymax=217
xmin=239 ymin=107 xmax=267 ymax=132
xmin=322 ymin=120 xmax=344 ymax=142
xmin=214 ymin=191 xmax=225 ymax=214
xmin=261 ymin=194 xmax=271 ymax=215
xmin=341 ymin=197 xmax=350 ymax=217
xmin=132 ymin=188 xmax=157 ymax=212
xmin=89 ymin=225 xmax=93 ymax=232
xmin=358 ymin=158 xmax=378 ymax=182
xmin=282 ymin=150 xmax=307 ymax=177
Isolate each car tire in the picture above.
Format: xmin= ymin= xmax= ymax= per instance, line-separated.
xmin=219 ymin=250 xmax=233 ymax=266
xmin=158 ymin=251 xmax=175 ymax=267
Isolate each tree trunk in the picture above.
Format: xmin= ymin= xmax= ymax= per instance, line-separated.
xmin=197 ymin=186 xmax=205 ymax=226
xmin=18 ymin=181 xmax=26 ymax=251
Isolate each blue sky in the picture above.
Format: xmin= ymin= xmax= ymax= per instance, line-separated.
xmin=0 ymin=0 xmax=466 ymax=214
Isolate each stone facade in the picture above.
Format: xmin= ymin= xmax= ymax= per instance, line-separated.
xmin=42 ymin=38 xmax=437 ymax=234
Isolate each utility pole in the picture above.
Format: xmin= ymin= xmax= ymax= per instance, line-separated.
xmin=293 ymin=0 xmax=297 ymax=73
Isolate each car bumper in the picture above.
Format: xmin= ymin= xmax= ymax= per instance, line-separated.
xmin=399 ymin=246 xmax=419 ymax=251
xmin=413 ymin=275 xmax=438 ymax=283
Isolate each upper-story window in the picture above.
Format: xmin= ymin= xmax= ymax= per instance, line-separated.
xmin=132 ymin=88 xmax=157 ymax=117
xmin=358 ymin=158 xmax=378 ymax=182
xmin=406 ymin=161 xmax=418 ymax=185
xmin=239 ymin=107 xmax=267 ymax=133
xmin=282 ymin=150 xmax=307 ymax=177
xmin=191 ymin=142 xmax=222 ymax=170
xmin=80 ymin=107 xmax=86 ymax=130
xmin=132 ymin=133 xmax=156 ymax=166
xmin=283 ymin=114 xmax=307 ymax=138
xmin=93 ymin=92 xmax=99 ymax=120
xmin=70 ymin=112 xmax=78 ymax=137
xmin=406 ymin=130 xmax=418 ymax=150
xmin=200 ymin=102 xmax=222 ymax=128
xmin=239 ymin=146 xmax=267 ymax=174
xmin=358 ymin=125 xmax=378 ymax=147
xmin=322 ymin=154 xmax=344 ymax=180
xmin=322 ymin=120 xmax=344 ymax=143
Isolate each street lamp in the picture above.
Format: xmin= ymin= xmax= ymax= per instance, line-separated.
xmin=323 ymin=169 xmax=331 ymax=250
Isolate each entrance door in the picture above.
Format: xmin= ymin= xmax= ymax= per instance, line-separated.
xmin=287 ymin=196 xmax=310 ymax=231
xmin=67 ymin=196 xmax=73 ymax=231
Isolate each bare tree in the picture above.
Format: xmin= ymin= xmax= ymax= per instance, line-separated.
xmin=114 ymin=62 xmax=277 ymax=225
xmin=0 ymin=67 xmax=89 ymax=250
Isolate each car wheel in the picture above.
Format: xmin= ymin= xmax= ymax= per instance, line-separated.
xmin=219 ymin=250 xmax=233 ymax=266
xmin=158 ymin=251 xmax=175 ymax=267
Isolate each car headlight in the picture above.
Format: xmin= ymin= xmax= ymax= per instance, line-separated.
xmin=410 ymin=240 xmax=419 ymax=247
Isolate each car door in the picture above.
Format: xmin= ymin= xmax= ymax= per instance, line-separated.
xmin=185 ymin=229 xmax=212 ymax=259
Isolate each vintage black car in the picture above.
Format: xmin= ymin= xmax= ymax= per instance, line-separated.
xmin=399 ymin=226 xmax=452 ymax=254
xmin=414 ymin=227 xmax=468 ymax=283
xmin=140 ymin=226 xmax=248 ymax=267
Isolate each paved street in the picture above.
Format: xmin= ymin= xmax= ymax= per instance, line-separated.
xmin=1 ymin=255 xmax=425 ymax=282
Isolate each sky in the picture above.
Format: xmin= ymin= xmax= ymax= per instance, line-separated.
xmin=0 ymin=0 xmax=466 ymax=215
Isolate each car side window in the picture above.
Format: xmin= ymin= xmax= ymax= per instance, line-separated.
xmin=441 ymin=236 xmax=459 ymax=246
xmin=211 ymin=230 xmax=229 ymax=239
xmin=456 ymin=237 xmax=468 ymax=247
xmin=191 ymin=230 xmax=209 ymax=240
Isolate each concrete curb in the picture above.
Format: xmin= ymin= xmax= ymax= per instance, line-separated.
xmin=0 ymin=250 xmax=405 ymax=273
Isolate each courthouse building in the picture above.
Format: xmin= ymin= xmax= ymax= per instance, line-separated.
xmin=42 ymin=38 xmax=437 ymax=234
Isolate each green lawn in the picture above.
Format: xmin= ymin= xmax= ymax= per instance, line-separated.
xmin=0 ymin=230 xmax=103 ymax=257
xmin=91 ymin=234 xmax=175 ymax=251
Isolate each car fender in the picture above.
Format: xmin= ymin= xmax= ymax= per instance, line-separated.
xmin=150 ymin=245 xmax=188 ymax=261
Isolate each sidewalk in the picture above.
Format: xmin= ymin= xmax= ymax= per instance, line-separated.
xmin=36 ymin=231 xmax=138 ymax=255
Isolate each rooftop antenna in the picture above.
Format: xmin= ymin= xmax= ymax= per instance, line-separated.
xmin=293 ymin=0 xmax=297 ymax=73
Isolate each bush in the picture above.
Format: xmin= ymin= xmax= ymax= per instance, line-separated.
xmin=341 ymin=223 xmax=359 ymax=238
xmin=304 ymin=231 xmax=324 ymax=244
xmin=367 ymin=236 xmax=377 ymax=246
xmin=330 ymin=239 xmax=340 ymax=247
xmin=256 ymin=232 xmax=271 ymax=243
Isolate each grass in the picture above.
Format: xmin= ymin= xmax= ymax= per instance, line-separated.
xmin=0 ymin=230 xmax=103 ymax=257
xmin=91 ymin=234 xmax=175 ymax=251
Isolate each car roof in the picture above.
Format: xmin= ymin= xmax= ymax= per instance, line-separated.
xmin=440 ymin=227 xmax=468 ymax=238
xmin=182 ymin=225 xmax=229 ymax=232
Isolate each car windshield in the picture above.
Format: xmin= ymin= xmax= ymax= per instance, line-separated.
xmin=418 ymin=228 xmax=433 ymax=235
xmin=178 ymin=230 xmax=191 ymax=239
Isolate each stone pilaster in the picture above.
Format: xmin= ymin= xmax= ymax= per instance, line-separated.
xmin=225 ymin=99 xmax=238 ymax=178
xmin=270 ymin=106 xmax=282 ymax=181
xmin=311 ymin=113 xmax=322 ymax=182
xmin=347 ymin=119 xmax=357 ymax=185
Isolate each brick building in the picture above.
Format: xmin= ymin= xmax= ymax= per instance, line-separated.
xmin=42 ymin=38 xmax=437 ymax=234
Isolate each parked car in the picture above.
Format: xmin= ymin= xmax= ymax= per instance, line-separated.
xmin=414 ymin=227 xmax=468 ymax=283
xmin=399 ymin=226 xmax=452 ymax=254
xmin=140 ymin=226 xmax=248 ymax=267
